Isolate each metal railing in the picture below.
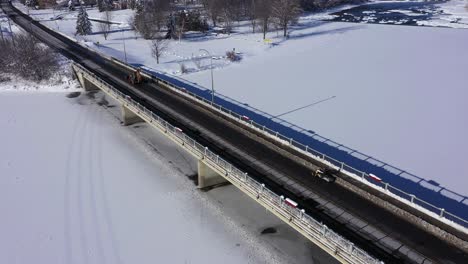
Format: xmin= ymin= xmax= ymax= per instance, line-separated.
xmin=136 ymin=67 xmax=468 ymax=229
xmin=73 ymin=63 xmax=382 ymax=264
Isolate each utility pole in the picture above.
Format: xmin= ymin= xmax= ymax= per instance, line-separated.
xmin=119 ymin=24 xmax=128 ymax=63
xmin=0 ymin=21 xmax=4 ymax=42
xmin=199 ymin=49 xmax=215 ymax=105
xmin=7 ymin=16 xmax=13 ymax=34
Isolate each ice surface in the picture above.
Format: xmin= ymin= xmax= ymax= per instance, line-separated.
xmin=0 ymin=91 xmax=338 ymax=264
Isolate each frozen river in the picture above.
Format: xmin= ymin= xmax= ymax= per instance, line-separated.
xmin=0 ymin=91 xmax=338 ymax=264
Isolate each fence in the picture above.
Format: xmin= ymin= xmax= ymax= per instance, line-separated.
xmin=73 ymin=63 xmax=382 ymax=264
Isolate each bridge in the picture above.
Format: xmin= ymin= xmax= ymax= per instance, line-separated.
xmin=2 ymin=1 xmax=467 ymax=263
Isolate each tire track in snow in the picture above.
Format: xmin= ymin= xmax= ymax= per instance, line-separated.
xmin=97 ymin=104 xmax=124 ymax=264
xmin=96 ymin=100 xmax=124 ymax=264
xmin=76 ymin=105 xmax=91 ymax=264
xmin=88 ymin=104 xmax=107 ymax=264
xmin=64 ymin=101 xmax=86 ymax=264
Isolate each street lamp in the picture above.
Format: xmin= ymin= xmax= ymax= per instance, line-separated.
xmin=51 ymin=6 xmax=59 ymax=31
xmin=0 ymin=20 xmax=4 ymax=42
xmin=199 ymin=48 xmax=214 ymax=105
xmin=119 ymin=24 xmax=128 ymax=63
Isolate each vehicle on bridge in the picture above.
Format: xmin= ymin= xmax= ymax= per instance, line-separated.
xmin=313 ymin=167 xmax=338 ymax=183
xmin=126 ymin=68 xmax=144 ymax=85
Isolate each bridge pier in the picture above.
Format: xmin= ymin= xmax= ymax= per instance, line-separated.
xmin=197 ymin=160 xmax=228 ymax=189
xmin=73 ymin=67 xmax=99 ymax=92
xmin=121 ymin=104 xmax=144 ymax=126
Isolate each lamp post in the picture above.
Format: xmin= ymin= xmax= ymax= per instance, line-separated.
xmin=26 ymin=4 xmax=33 ymax=32
xmin=199 ymin=49 xmax=214 ymax=104
xmin=119 ymin=24 xmax=128 ymax=63
xmin=52 ymin=6 xmax=59 ymax=31
xmin=0 ymin=20 xmax=4 ymax=42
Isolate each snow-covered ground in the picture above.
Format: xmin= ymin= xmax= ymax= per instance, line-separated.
xmin=0 ymin=63 xmax=80 ymax=92
xmin=8 ymin=1 xmax=468 ymax=214
xmin=0 ymin=89 xmax=338 ymax=264
xmin=419 ymin=0 xmax=468 ymax=27
xmin=333 ymin=0 xmax=468 ymax=28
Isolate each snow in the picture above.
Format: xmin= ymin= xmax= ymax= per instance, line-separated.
xmin=8 ymin=1 xmax=468 ymax=220
xmin=419 ymin=0 xmax=468 ymax=28
xmin=0 ymin=64 xmax=80 ymax=92
xmin=0 ymin=91 xmax=338 ymax=264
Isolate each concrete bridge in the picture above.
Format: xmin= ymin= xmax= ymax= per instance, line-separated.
xmin=2 ymin=1 xmax=468 ymax=263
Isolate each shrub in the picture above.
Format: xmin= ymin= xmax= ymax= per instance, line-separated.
xmin=0 ymin=33 xmax=60 ymax=81
xmin=226 ymin=50 xmax=241 ymax=62
xmin=179 ymin=63 xmax=188 ymax=74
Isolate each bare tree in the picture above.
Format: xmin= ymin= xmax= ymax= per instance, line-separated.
xmin=221 ymin=6 xmax=234 ymax=33
xmin=147 ymin=0 xmax=171 ymax=31
xmin=176 ymin=14 xmax=186 ymax=41
xmin=150 ymin=35 xmax=169 ymax=64
xmin=256 ymin=0 xmax=272 ymax=39
xmin=0 ymin=33 xmax=59 ymax=81
xmin=99 ymin=10 xmax=112 ymax=40
xmin=134 ymin=0 xmax=171 ymax=39
xmin=272 ymin=0 xmax=302 ymax=37
xmin=249 ymin=0 xmax=257 ymax=33
xmin=204 ymin=0 xmax=222 ymax=27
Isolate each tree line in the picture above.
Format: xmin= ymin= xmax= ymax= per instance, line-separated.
xmin=0 ymin=33 xmax=60 ymax=81
xmin=87 ymin=0 xmax=358 ymax=40
xmin=130 ymin=0 xmax=353 ymax=39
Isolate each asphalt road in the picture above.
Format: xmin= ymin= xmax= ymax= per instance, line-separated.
xmin=2 ymin=2 xmax=466 ymax=263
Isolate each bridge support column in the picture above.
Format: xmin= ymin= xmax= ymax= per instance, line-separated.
xmin=198 ymin=160 xmax=228 ymax=189
xmin=121 ymin=104 xmax=144 ymax=126
xmin=73 ymin=67 xmax=99 ymax=92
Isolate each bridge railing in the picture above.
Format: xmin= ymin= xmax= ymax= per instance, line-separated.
xmin=73 ymin=63 xmax=382 ymax=264
xmin=145 ymin=74 xmax=468 ymax=229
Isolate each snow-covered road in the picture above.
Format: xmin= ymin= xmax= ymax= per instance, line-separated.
xmin=0 ymin=91 xmax=337 ymax=264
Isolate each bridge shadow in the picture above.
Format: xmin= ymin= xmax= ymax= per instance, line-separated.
xmin=133 ymin=64 xmax=468 ymax=227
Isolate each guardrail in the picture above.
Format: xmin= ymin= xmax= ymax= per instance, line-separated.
xmin=210 ymin=91 xmax=468 ymax=212
xmin=128 ymin=63 xmax=468 ymax=230
xmin=73 ymin=63 xmax=382 ymax=264
xmin=7 ymin=0 xmax=467 ymax=230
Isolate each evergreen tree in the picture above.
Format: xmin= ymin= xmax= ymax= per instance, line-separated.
xmin=134 ymin=0 xmax=146 ymax=35
xmin=135 ymin=0 xmax=144 ymax=13
xmin=103 ymin=0 xmax=113 ymax=11
xmin=68 ymin=0 xmax=75 ymax=11
xmin=25 ymin=0 xmax=37 ymax=7
xmin=128 ymin=0 xmax=137 ymax=10
xmin=76 ymin=6 xmax=92 ymax=35
xmin=97 ymin=0 xmax=104 ymax=12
